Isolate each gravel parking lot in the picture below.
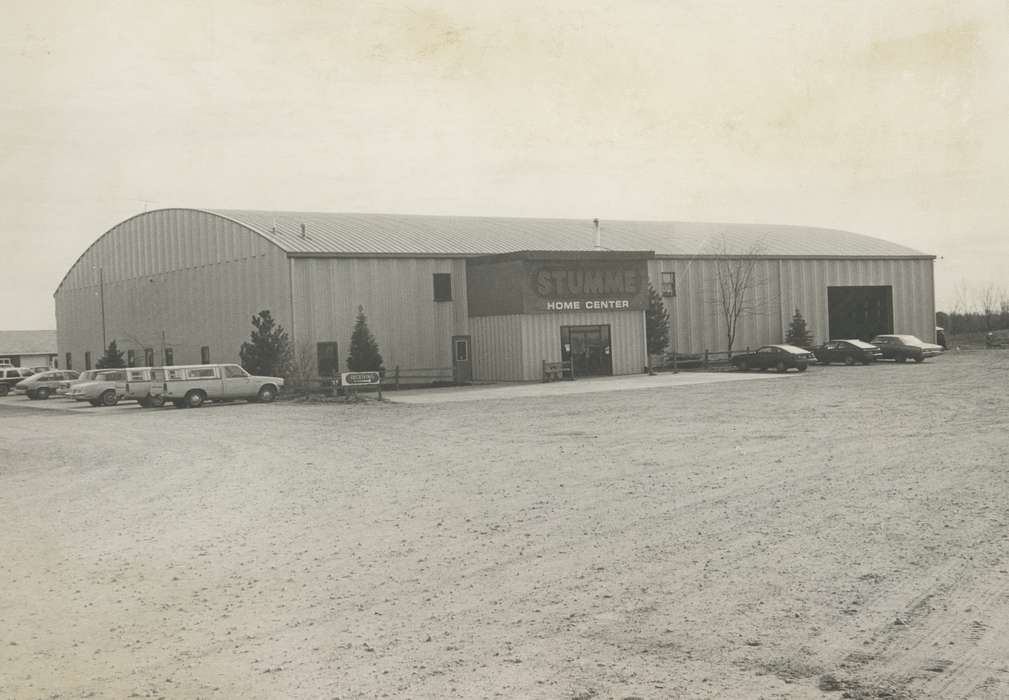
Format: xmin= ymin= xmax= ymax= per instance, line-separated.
xmin=2 ymin=351 xmax=1008 ymax=699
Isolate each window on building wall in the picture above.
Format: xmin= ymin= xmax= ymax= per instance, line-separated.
xmin=164 ymin=348 xmax=174 ymax=366
xmin=661 ymin=271 xmax=676 ymax=297
xmin=127 ymin=349 xmax=136 ymax=367
xmin=84 ymin=351 xmax=91 ymax=370
xmin=144 ymin=348 xmax=154 ymax=366
xmin=201 ymin=346 xmax=210 ymax=364
xmin=433 ymin=273 xmax=452 ymax=302
xmin=65 ymin=353 xmax=72 ymax=370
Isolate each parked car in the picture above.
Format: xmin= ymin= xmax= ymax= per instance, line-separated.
xmin=813 ymin=339 xmax=882 ymax=366
xmin=122 ymin=367 xmax=165 ymax=408
xmin=731 ymin=344 xmax=817 ymax=372
xmin=14 ymin=370 xmax=80 ymax=399
xmin=57 ymin=369 xmax=101 ymax=395
xmin=152 ymin=363 xmax=283 ymax=408
xmin=0 ymin=367 xmax=34 ymax=396
xmin=66 ymin=369 xmax=129 ymax=406
xmin=870 ymin=334 xmax=945 ymax=363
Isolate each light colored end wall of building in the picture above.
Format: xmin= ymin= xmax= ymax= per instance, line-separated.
xmin=55 ymin=210 xmax=291 ymax=368
xmin=470 ymin=315 xmax=524 ymax=381
xmin=290 ymin=257 xmax=469 ymax=374
xmin=650 ymin=257 xmax=936 ymax=354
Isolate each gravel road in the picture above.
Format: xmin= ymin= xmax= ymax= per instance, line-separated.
xmin=2 ymin=351 xmax=1008 ymax=699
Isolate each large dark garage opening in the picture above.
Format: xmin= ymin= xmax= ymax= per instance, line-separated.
xmin=828 ymin=286 xmax=894 ymax=341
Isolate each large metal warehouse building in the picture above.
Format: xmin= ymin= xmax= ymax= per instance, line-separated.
xmin=55 ymin=209 xmax=935 ymax=381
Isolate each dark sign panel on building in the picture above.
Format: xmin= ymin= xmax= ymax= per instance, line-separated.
xmin=467 ymin=251 xmax=653 ymax=317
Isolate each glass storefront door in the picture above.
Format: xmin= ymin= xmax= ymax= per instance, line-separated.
xmin=560 ymin=325 xmax=612 ymax=377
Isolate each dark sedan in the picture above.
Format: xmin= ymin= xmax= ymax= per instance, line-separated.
xmin=731 ymin=344 xmax=817 ymax=372
xmin=813 ymin=339 xmax=882 ymax=365
xmin=870 ymin=334 xmax=945 ymax=363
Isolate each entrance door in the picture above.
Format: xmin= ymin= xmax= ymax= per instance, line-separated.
xmin=560 ymin=325 xmax=612 ymax=377
xmin=452 ymin=335 xmax=472 ymax=383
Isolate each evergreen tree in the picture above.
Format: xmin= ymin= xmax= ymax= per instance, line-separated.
xmin=785 ymin=308 xmax=814 ymax=348
xmin=239 ymin=310 xmax=292 ymax=377
xmin=645 ymin=285 xmax=671 ymax=356
xmin=347 ymin=306 xmax=384 ymax=372
xmin=95 ymin=340 xmax=126 ymax=369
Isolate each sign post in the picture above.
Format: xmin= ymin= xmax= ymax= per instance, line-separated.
xmin=340 ymin=371 xmax=382 ymax=400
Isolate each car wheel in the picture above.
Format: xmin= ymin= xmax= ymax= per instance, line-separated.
xmin=27 ymin=390 xmax=38 ymax=400
xmin=185 ymin=390 xmax=206 ymax=408
xmin=172 ymin=400 xmax=186 ymax=409
xmin=147 ymin=394 xmax=165 ymax=408
xmin=256 ymin=385 xmax=278 ymax=403
xmin=843 ymin=355 xmax=855 ymax=366
xmin=895 ymin=355 xmax=907 ymax=363
xmin=89 ymin=400 xmax=101 ymax=407
xmin=913 ymin=356 xmax=925 ymax=363
xmin=100 ymin=389 xmax=119 ymax=407
xmin=797 ymin=364 xmax=808 ymax=372
xmin=36 ymin=387 xmax=51 ymax=400
xmin=776 ymin=361 xmax=787 ymax=373
xmin=737 ymin=359 xmax=749 ymax=371
xmin=138 ymin=397 xmax=150 ymax=408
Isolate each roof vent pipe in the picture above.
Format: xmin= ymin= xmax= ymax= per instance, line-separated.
xmin=300 ymin=223 xmax=307 ymax=239
xmin=593 ymin=218 xmax=601 ymax=251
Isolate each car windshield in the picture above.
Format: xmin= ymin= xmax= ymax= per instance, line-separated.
xmin=844 ymin=340 xmax=877 ymax=349
xmin=778 ymin=344 xmax=810 ymax=354
xmin=893 ymin=335 xmax=925 ymax=346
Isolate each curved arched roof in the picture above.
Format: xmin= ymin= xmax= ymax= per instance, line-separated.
xmin=207 ymin=209 xmax=931 ymax=259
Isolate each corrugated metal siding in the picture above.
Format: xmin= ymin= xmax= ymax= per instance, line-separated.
xmin=290 ymin=257 xmax=469 ymax=373
xmin=207 ymin=209 xmax=930 ymax=258
xmin=55 ymin=210 xmax=291 ymax=368
xmin=520 ymin=311 xmax=646 ymax=380
xmin=469 ymin=315 xmax=524 ymax=382
xmin=648 ymin=257 xmax=936 ymax=354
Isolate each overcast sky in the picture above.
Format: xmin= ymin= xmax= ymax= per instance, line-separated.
xmin=2 ymin=0 xmax=1007 ymax=329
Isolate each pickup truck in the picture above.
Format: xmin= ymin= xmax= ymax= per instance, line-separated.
xmin=152 ymin=363 xmax=283 ymax=408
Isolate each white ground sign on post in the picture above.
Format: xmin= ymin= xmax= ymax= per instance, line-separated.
xmin=340 ymin=371 xmax=382 ymax=399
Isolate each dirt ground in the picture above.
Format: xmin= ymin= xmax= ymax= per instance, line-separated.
xmin=2 ymin=350 xmax=1009 ymax=699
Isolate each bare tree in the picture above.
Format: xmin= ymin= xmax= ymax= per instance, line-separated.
xmin=286 ymin=340 xmax=317 ymax=392
xmin=978 ymin=284 xmax=998 ymax=331
xmin=709 ymin=236 xmax=768 ymax=356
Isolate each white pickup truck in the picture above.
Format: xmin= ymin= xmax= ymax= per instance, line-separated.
xmin=151 ymin=364 xmax=284 ymax=408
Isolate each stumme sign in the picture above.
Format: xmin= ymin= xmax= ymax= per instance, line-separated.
xmin=466 ymin=251 xmax=653 ymax=317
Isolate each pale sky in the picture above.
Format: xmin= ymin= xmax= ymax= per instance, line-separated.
xmin=2 ymin=0 xmax=1007 ymax=329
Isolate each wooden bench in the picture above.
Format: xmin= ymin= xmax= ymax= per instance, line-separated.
xmin=542 ymin=360 xmax=574 ymax=382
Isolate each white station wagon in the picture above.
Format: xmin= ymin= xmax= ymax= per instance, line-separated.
xmin=152 ymin=364 xmax=284 ymax=408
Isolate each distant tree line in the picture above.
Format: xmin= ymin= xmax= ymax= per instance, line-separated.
xmin=937 ymin=282 xmax=1009 ymax=334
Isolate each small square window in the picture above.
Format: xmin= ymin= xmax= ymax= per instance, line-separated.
xmin=433 ymin=273 xmax=452 ymax=302
xmin=164 ymin=348 xmax=174 ymax=365
xmin=661 ymin=271 xmax=676 ymax=297
xmin=144 ymin=348 xmax=154 ymax=366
